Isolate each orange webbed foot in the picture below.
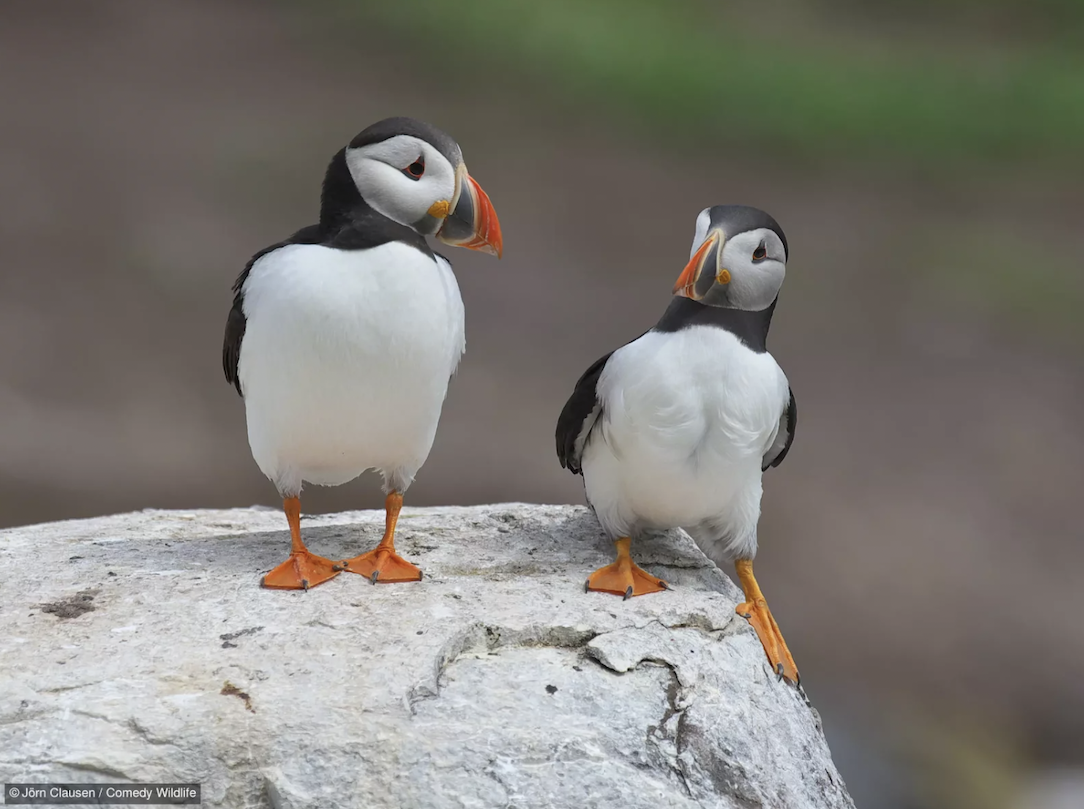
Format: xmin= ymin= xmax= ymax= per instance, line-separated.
xmin=735 ymin=559 xmax=799 ymax=685
xmin=586 ymin=561 xmax=668 ymax=599
xmin=340 ymin=547 xmax=422 ymax=584
xmin=261 ymin=550 xmax=341 ymax=591
xmin=736 ymin=598 xmax=799 ymax=684
xmin=585 ymin=537 xmax=668 ymax=600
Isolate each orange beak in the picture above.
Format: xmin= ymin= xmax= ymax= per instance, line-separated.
xmin=673 ymin=228 xmax=723 ymax=299
xmin=436 ymin=164 xmax=503 ymax=258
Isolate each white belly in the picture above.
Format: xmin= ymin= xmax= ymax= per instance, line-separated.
xmin=237 ymin=241 xmax=465 ymax=495
xmin=581 ymin=326 xmax=788 ymax=559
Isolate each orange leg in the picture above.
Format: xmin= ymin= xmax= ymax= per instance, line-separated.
xmin=262 ymin=496 xmax=341 ymax=591
xmin=735 ymin=559 xmax=799 ymax=685
xmin=339 ymin=492 xmax=422 ymax=584
xmin=586 ymin=537 xmax=668 ymax=600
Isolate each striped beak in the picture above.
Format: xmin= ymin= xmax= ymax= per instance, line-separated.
xmin=673 ymin=228 xmax=725 ymax=300
xmin=436 ymin=163 xmax=503 ymax=258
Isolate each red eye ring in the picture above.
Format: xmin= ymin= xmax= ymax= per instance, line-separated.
xmin=752 ymin=242 xmax=767 ymax=261
xmin=403 ymin=157 xmax=425 ymax=180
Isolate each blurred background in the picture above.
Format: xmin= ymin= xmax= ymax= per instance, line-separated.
xmin=2 ymin=0 xmax=1082 ymax=805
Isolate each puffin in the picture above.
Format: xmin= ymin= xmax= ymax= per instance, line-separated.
xmin=555 ymin=205 xmax=799 ymax=684
xmin=223 ymin=117 xmax=502 ymax=591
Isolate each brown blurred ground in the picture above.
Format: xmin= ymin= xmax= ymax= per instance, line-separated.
xmin=2 ymin=1 xmax=1082 ymax=805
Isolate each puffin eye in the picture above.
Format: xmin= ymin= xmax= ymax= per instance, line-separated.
xmin=752 ymin=241 xmax=767 ymax=261
xmin=403 ymin=157 xmax=425 ymax=180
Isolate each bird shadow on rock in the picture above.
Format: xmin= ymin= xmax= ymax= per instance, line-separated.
xmin=68 ymin=520 xmax=383 ymax=584
xmin=62 ymin=505 xmax=740 ymax=603
xmin=538 ymin=509 xmax=742 ymax=601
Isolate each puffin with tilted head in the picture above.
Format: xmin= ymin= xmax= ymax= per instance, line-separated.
xmin=556 ymin=205 xmax=800 ymax=684
xmin=223 ymin=116 xmax=502 ymax=590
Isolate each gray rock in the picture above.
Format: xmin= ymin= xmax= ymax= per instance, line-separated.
xmin=0 ymin=504 xmax=853 ymax=808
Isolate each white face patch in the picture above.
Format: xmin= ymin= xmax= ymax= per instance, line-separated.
xmin=345 ymin=135 xmax=457 ymax=230
xmin=718 ymin=228 xmax=787 ymax=311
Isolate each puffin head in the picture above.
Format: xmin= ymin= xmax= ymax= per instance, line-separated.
xmin=672 ymin=205 xmax=787 ymax=311
xmin=322 ymin=116 xmax=502 ymax=257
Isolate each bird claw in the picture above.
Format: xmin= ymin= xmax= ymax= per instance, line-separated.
xmin=301 ymin=579 xmax=310 ymax=591
xmin=331 ymin=564 xmax=344 ymax=572
xmin=370 ymin=571 xmax=380 ymax=585
xmin=623 ymin=586 xmax=633 ymax=601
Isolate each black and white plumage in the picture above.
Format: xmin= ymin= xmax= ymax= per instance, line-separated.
xmin=556 ymin=204 xmax=801 ymax=683
xmin=223 ymin=117 xmax=501 ymax=590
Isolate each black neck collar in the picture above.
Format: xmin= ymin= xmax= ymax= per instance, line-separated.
xmin=653 ymin=296 xmax=777 ymax=353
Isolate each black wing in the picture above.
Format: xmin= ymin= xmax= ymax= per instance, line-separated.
xmin=222 ymin=225 xmax=324 ymax=397
xmin=762 ymin=387 xmax=797 ymax=470
xmin=221 ymin=249 xmax=269 ymax=398
xmin=555 ymin=351 xmax=614 ymax=474
xmin=222 ymin=287 xmax=247 ymax=396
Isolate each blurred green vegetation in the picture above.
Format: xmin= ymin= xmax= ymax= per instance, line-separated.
xmin=321 ymin=0 xmax=1084 ymax=167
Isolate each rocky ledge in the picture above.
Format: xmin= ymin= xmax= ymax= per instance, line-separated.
xmin=0 ymin=504 xmax=852 ymax=808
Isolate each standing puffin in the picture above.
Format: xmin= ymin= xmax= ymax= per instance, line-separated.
xmin=555 ymin=205 xmax=799 ymax=683
xmin=223 ymin=117 xmax=501 ymax=591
